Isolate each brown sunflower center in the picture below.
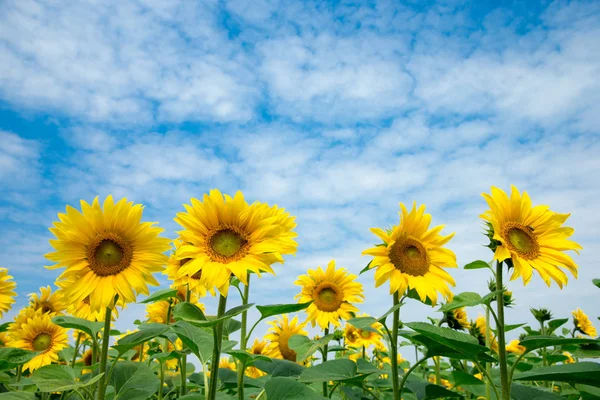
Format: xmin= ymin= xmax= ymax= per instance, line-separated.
xmin=32 ymin=332 xmax=52 ymax=352
xmin=313 ymin=283 xmax=344 ymax=312
xmin=359 ymin=330 xmax=371 ymax=339
xmin=190 ymin=269 xmax=202 ymax=280
xmin=207 ymin=228 xmax=248 ymax=263
xmin=83 ymin=350 xmax=93 ymax=366
xmin=501 ymin=222 xmax=540 ymax=260
xmin=39 ymin=301 xmax=54 ymax=314
xmin=279 ymin=335 xmax=297 ymax=362
xmin=88 ymin=233 xmax=133 ymax=276
xmin=389 ymin=237 xmax=429 ymax=276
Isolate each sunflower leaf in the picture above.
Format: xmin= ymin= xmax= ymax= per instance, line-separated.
xmin=289 ymin=334 xmax=334 ymax=362
xmin=112 ymin=324 xmax=171 ymax=354
xmin=347 ymin=317 xmax=380 ymax=333
xmin=404 ymin=376 xmax=464 ymax=399
xmin=463 ymin=260 xmax=491 ymax=270
xmin=254 ymin=358 xmax=304 ymax=377
xmin=139 ymin=288 xmax=178 ymax=304
xmin=0 ymin=392 xmax=37 ymax=399
xmin=51 ymin=316 xmax=104 ymax=338
xmin=0 ymin=348 xmax=39 ymax=371
xmin=265 ymin=377 xmax=327 ymax=400
xmin=30 ymin=365 xmax=103 ymax=392
xmin=510 ymin=383 xmax=564 ymax=399
xmin=171 ymin=321 xmax=213 ymax=363
xmin=298 ymin=359 xmax=357 ymax=382
xmin=173 ymin=302 xmax=207 ymax=322
xmin=359 ymin=261 xmax=372 ymax=275
xmin=519 ymin=336 xmax=598 ymax=352
xmin=224 ymin=350 xmax=270 ymax=366
xmin=513 ymin=362 xmax=600 ymax=387
xmin=593 ymin=279 xmax=600 ymax=289
xmin=547 ymin=318 xmax=569 ymax=334
xmin=0 ymin=323 xmax=10 ymax=333
xmin=438 ymin=292 xmax=482 ymax=312
xmin=256 ymin=302 xmax=312 ymax=320
xmin=111 ymin=361 xmax=160 ymax=400
xmin=377 ymin=303 xmax=404 ymax=323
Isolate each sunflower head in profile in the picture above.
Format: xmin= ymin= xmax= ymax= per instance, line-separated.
xmin=218 ymin=357 xmax=237 ymax=370
xmin=294 ymin=260 xmax=364 ymax=329
xmin=572 ymin=308 xmax=597 ymax=337
xmin=481 ymin=186 xmax=582 ymax=288
xmin=7 ymin=312 xmax=69 ymax=371
xmin=246 ymin=339 xmax=268 ymax=378
xmin=29 ymin=286 xmax=66 ymax=316
xmin=0 ymin=268 xmax=16 ymax=318
xmin=506 ymin=339 xmax=526 ymax=354
xmin=471 ymin=315 xmax=498 ymax=353
xmin=173 ymin=190 xmax=297 ymax=296
xmin=363 ymin=202 xmax=457 ymax=305
xmin=45 ymin=196 xmax=171 ymax=312
xmin=443 ymin=307 xmax=471 ymax=331
xmin=265 ymin=315 xmax=308 ymax=362
xmin=563 ymin=351 xmax=575 ymax=364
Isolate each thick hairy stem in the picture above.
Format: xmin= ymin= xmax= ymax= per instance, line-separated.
xmin=208 ymin=295 xmax=228 ymax=400
xmin=96 ymin=303 xmax=114 ymax=400
xmin=496 ymin=261 xmax=510 ymax=400
xmin=237 ymin=276 xmax=251 ymax=400
xmin=390 ymin=292 xmax=400 ymax=400
xmin=322 ymin=326 xmax=330 ymax=397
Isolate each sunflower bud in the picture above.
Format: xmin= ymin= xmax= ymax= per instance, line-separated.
xmin=443 ymin=308 xmax=471 ymax=331
xmin=488 ymin=280 xmax=513 ymax=307
xmin=483 ymin=222 xmax=502 ymax=253
xmin=531 ymin=307 xmax=553 ymax=324
xmin=333 ymin=329 xmax=344 ymax=342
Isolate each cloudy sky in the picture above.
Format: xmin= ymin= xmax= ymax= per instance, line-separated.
xmin=1 ymin=0 xmax=599 ymax=356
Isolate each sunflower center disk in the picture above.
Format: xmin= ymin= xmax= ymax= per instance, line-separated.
xmin=389 ymin=238 xmax=429 ymax=276
xmin=32 ymin=333 xmax=52 ymax=351
xmin=502 ymin=223 xmax=540 ymax=259
xmin=314 ymin=284 xmax=343 ymax=312
xmin=88 ymin=234 xmax=133 ymax=277
xmin=40 ymin=301 xmax=54 ymax=314
xmin=359 ymin=330 xmax=371 ymax=339
xmin=209 ymin=229 xmax=248 ymax=262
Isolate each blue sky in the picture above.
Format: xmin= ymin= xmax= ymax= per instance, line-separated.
xmin=1 ymin=0 xmax=599 ymax=353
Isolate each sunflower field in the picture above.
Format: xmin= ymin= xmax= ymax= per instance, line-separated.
xmin=0 ymin=186 xmax=598 ymax=400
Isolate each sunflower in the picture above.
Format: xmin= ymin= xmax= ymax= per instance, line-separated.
xmin=506 ymin=339 xmax=526 ymax=354
xmin=117 ymin=330 xmax=146 ymax=362
xmin=443 ymin=307 xmax=471 ymax=331
xmin=344 ymin=317 xmax=385 ymax=349
xmin=0 ymin=268 xmax=16 ymax=318
xmin=173 ymin=190 xmax=297 ymax=296
xmin=572 ymin=308 xmax=597 ymax=337
xmin=165 ymin=240 xmax=219 ymax=297
xmin=29 ymin=286 xmax=66 ymax=316
xmin=66 ymin=294 xmax=120 ymax=322
xmin=79 ymin=348 xmax=95 ymax=374
xmin=481 ymin=186 xmax=582 ymax=287
xmin=10 ymin=307 xmax=43 ymax=333
xmin=218 ymin=357 xmax=237 ymax=370
xmin=294 ymin=260 xmax=364 ymax=329
xmin=563 ymin=351 xmax=575 ymax=364
xmin=45 ymin=196 xmax=171 ymax=312
xmin=8 ymin=312 xmax=69 ymax=371
xmin=161 ymin=339 xmax=183 ymax=370
xmin=265 ymin=315 xmax=308 ymax=362
xmin=471 ymin=315 xmax=498 ymax=353
xmin=146 ymin=289 xmax=205 ymax=324
xmin=0 ymin=332 xmax=9 ymax=347
xmin=363 ymin=202 xmax=457 ymax=304
xmin=245 ymin=339 xmax=268 ymax=378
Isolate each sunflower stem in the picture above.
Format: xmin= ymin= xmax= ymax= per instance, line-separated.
xmin=495 ymin=260 xmax=510 ymax=400
xmin=485 ymin=306 xmax=491 ymax=400
xmin=71 ymin=333 xmax=82 ymax=368
xmin=237 ymin=276 xmax=251 ymax=400
xmin=434 ymin=356 xmax=441 ymax=386
xmin=96 ymin=303 xmax=114 ymax=400
xmin=159 ymin=303 xmax=173 ymax=400
xmin=322 ymin=326 xmax=330 ymax=397
xmin=209 ymin=294 xmax=228 ymax=400
xmin=16 ymin=365 xmax=22 ymax=383
xmin=399 ymin=355 xmax=428 ymax=397
xmin=181 ymin=287 xmax=191 ymax=396
xmin=390 ymin=292 xmax=400 ymax=400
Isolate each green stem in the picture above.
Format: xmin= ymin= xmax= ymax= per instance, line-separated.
xmin=390 ymin=292 xmax=400 ymax=400
xmin=328 ymin=382 xmax=340 ymax=398
xmin=181 ymin=285 xmax=191 ymax=396
xmin=71 ymin=334 xmax=82 ymax=368
xmin=322 ymin=326 xmax=330 ymax=397
xmin=158 ymin=361 xmax=165 ymax=400
xmin=485 ymin=306 xmax=492 ymax=400
xmin=96 ymin=303 xmax=114 ymax=400
xmin=508 ymin=351 xmax=528 ymax=386
xmin=208 ymin=295 xmax=228 ymax=400
xmin=237 ymin=276 xmax=251 ymax=400
xmin=399 ymin=356 xmax=428 ymax=397
xmin=434 ymin=356 xmax=441 ymax=386
xmin=16 ymin=365 xmax=22 ymax=383
xmin=475 ymin=360 xmax=501 ymax=400
xmin=202 ymin=362 xmax=210 ymax=399
xmin=495 ymin=261 xmax=510 ymax=400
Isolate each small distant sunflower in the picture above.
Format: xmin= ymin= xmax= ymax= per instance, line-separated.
xmin=0 ymin=268 xmax=16 ymax=318
xmin=162 ymin=339 xmax=183 ymax=370
xmin=218 ymin=357 xmax=236 ymax=370
xmin=471 ymin=315 xmax=498 ymax=353
xmin=80 ymin=348 xmax=95 ymax=374
xmin=146 ymin=289 xmax=205 ymax=324
xmin=173 ymin=190 xmax=297 ymax=296
xmin=45 ymin=196 xmax=171 ymax=312
xmin=443 ymin=307 xmax=471 ymax=331
xmin=117 ymin=330 xmax=146 ymax=362
xmin=506 ymin=340 xmax=526 ymax=354
xmin=344 ymin=318 xmax=385 ymax=349
xmin=265 ymin=315 xmax=308 ymax=362
xmin=563 ymin=351 xmax=575 ymax=364
xmin=29 ymin=286 xmax=66 ymax=316
xmin=8 ymin=313 xmax=69 ymax=371
xmin=294 ymin=260 xmax=364 ymax=329
xmin=246 ymin=339 xmax=268 ymax=378
xmin=363 ymin=202 xmax=457 ymax=304
xmin=481 ymin=186 xmax=582 ymax=287
xmin=572 ymin=308 xmax=597 ymax=337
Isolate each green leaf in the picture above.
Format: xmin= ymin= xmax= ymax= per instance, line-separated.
xmin=0 ymin=348 xmax=38 ymax=371
xmin=510 ymin=383 xmax=564 ymax=400
xmin=519 ymin=336 xmax=598 ymax=352
xmin=356 ymin=358 xmax=380 ymax=375
xmin=173 ymin=302 xmax=207 ymax=322
xmin=504 ymin=323 xmax=526 ymax=333
xmin=438 ymin=292 xmax=483 ymax=312
xmin=139 ymin=288 xmax=178 ymax=304
xmin=256 ymin=302 xmax=312 ymax=320
xmin=298 ymin=359 xmax=357 ymax=383
xmin=0 ymin=323 xmax=10 ymax=333
xmin=171 ymin=321 xmax=214 ymax=362
xmin=178 ymin=395 xmax=204 ymax=400
xmin=225 ymin=350 xmax=270 ymax=365
xmin=30 ymin=365 xmax=103 ymax=392
xmin=513 ymin=362 xmax=600 ymax=387
xmin=347 ymin=317 xmax=380 ymax=333
xmin=0 ymin=393 xmax=37 ymax=399
xmin=404 ymin=322 xmax=494 ymax=362
xmin=265 ymin=377 xmax=327 ymax=400
xmin=547 ymin=318 xmax=569 ymax=334
xmin=186 ymin=304 xmax=255 ymax=328
xmin=254 ymin=359 xmax=304 ymax=377
xmin=223 ymin=319 xmax=242 ymax=337
xmin=404 ymin=376 xmax=463 ymax=399
xmin=463 ymin=260 xmax=490 ymax=270
xmin=51 ymin=316 xmax=104 ymax=338
xmin=112 ymin=361 xmax=160 ymax=400
xmin=359 ymin=261 xmax=372 ymax=275
xmin=451 ymin=370 xmax=484 ymax=387
xmin=289 ymin=334 xmax=334 ymax=362
xmin=377 ymin=303 xmax=404 ymax=323
xmin=593 ymin=279 xmax=600 ymax=289
xmin=112 ymin=324 xmax=170 ymax=354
